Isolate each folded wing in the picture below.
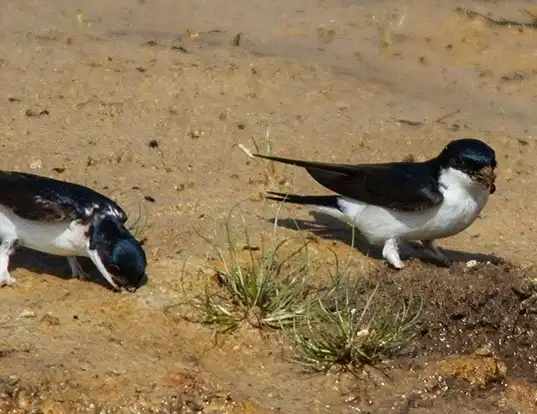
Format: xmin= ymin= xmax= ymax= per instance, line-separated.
xmin=254 ymin=154 xmax=443 ymax=211
xmin=0 ymin=171 xmax=127 ymax=222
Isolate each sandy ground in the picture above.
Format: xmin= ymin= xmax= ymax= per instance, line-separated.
xmin=1 ymin=0 xmax=537 ymax=412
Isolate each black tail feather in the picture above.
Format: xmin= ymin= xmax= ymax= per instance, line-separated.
xmin=254 ymin=153 xmax=355 ymax=174
xmin=265 ymin=191 xmax=339 ymax=208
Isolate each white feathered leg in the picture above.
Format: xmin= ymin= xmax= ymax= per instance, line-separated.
xmin=0 ymin=240 xmax=18 ymax=286
xmin=382 ymin=238 xmax=404 ymax=269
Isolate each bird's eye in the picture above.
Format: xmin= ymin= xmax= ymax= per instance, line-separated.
xmin=451 ymin=156 xmax=464 ymax=167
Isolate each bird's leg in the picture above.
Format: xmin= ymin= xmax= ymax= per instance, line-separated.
xmin=0 ymin=240 xmax=18 ymax=286
xmin=67 ymin=257 xmax=90 ymax=280
xmin=382 ymin=238 xmax=404 ymax=269
xmin=421 ymin=239 xmax=452 ymax=267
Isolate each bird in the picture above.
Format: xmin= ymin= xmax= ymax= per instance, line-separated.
xmin=0 ymin=170 xmax=147 ymax=291
xmin=254 ymin=138 xmax=497 ymax=269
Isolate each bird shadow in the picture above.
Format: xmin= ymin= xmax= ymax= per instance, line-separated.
xmin=268 ymin=211 xmax=504 ymax=267
xmin=8 ymin=248 xmax=137 ymax=291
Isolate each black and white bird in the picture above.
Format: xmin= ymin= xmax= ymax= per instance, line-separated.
xmin=255 ymin=138 xmax=497 ymax=269
xmin=0 ymin=171 xmax=147 ymax=291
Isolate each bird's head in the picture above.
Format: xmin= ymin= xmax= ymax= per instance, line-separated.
xmin=438 ymin=138 xmax=497 ymax=194
xmin=88 ymin=214 xmax=147 ymax=292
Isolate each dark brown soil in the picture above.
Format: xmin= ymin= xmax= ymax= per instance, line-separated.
xmin=398 ymin=262 xmax=537 ymax=381
xmin=336 ymin=261 xmax=537 ymax=413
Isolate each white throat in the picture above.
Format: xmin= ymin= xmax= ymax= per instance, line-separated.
xmin=438 ymin=166 xmax=486 ymax=195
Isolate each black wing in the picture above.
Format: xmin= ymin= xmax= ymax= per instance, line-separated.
xmin=254 ymin=154 xmax=443 ymax=211
xmin=0 ymin=171 xmax=127 ymax=222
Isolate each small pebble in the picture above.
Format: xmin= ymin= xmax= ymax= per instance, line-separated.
xmin=19 ymin=310 xmax=35 ymax=319
xmin=25 ymin=108 xmax=49 ymax=117
xmin=29 ymin=158 xmax=42 ymax=169
xmin=466 ymin=260 xmax=478 ymax=268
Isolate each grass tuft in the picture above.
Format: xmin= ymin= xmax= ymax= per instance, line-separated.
xmin=186 ymin=205 xmax=315 ymax=333
xmin=288 ymin=267 xmax=422 ymax=373
xmin=182 ymin=200 xmax=422 ymax=373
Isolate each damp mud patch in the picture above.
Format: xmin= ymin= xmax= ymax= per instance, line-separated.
xmin=332 ymin=261 xmax=537 ymax=413
xmin=376 ymin=260 xmax=537 ymax=381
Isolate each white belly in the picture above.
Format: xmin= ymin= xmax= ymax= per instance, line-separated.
xmin=0 ymin=206 xmax=89 ymax=257
xmin=319 ymin=167 xmax=491 ymax=244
